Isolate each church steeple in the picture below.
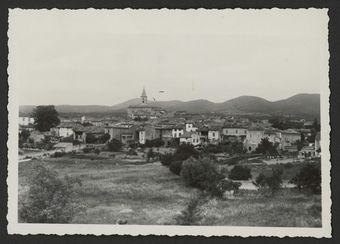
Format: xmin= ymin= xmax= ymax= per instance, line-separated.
xmin=141 ymin=87 xmax=147 ymax=104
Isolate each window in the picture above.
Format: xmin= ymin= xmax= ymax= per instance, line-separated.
xmin=213 ymin=132 xmax=215 ymax=137
xmin=236 ymin=130 xmax=238 ymax=134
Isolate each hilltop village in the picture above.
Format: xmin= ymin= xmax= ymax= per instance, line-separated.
xmin=19 ymin=88 xmax=321 ymax=160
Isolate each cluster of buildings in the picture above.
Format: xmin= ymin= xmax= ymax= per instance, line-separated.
xmin=19 ymin=88 xmax=321 ymax=158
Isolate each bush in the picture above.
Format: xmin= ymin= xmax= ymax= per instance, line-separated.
xmin=147 ymin=148 xmax=155 ymax=161
xmin=169 ymin=161 xmax=183 ymax=175
xmin=290 ymin=164 xmax=321 ymax=194
xmin=160 ymin=153 xmax=174 ymax=166
xmin=94 ymin=148 xmax=101 ymax=155
xmin=229 ymin=165 xmax=252 ymax=180
xmin=173 ymin=143 xmax=199 ymax=161
xmin=253 ymin=168 xmax=283 ymax=196
xmin=82 ymin=147 xmax=93 ymax=153
xmin=19 ymin=163 xmax=84 ymax=223
xmin=107 ymin=139 xmax=123 ymax=152
xmin=52 ymin=151 xmax=65 ymax=158
xmin=180 ymin=157 xmax=228 ymax=197
xmin=127 ymin=149 xmax=137 ymax=156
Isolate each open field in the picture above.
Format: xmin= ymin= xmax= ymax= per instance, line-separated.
xmin=18 ymin=155 xmax=321 ymax=226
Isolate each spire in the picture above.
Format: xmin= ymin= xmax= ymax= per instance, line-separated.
xmin=141 ymin=87 xmax=147 ymax=97
xmin=141 ymin=87 xmax=147 ymax=104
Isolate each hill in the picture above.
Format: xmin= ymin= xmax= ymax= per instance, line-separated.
xmin=19 ymin=93 xmax=320 ymax=118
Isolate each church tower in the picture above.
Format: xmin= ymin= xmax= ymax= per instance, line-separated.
xmin=141 ymin=87 xmax=147 ymax=105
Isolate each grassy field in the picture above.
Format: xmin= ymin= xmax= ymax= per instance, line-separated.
xmin=18 ymin=155 xmax=321 ymax=227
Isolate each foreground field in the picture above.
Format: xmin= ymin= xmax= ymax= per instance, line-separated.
xmin=18 ymin=156 xmax=321 ymax=226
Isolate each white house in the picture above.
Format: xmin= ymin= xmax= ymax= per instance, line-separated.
xmin=172 ymin=126 xmax=184 ymax=138
xmin=244 ymin=128 xmax=265 ymax=152
xmin=281 ymin=129 xmax=301 ymax=149
xmin=185 ymin=122 xmax=198 ymax=132
xmin=139 ymin=130 xmax=146 ymax=144
xmin=179 ymin=132 xmax=200 ymax=146
xmin=208 ymin=127 xmax=221 ymax=144
xmin=19 ymin=117 xmax=35 ymax=126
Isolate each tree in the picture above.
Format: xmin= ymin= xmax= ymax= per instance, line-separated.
xmin=180 ymin=157 xmax=238 ymax=197
xmin=291 ymin=164 xmax=321 ymax=194
xmin=32 ymin=105 xmax=60 ymax=132
xmin=293 ymin=139 xmax=305 ymax=151
xmin=169 ymin=161 xmax=183 ymax=175
xmin=255 ymin=138 xmax=278 ymax=156
xmin=19 ymin=129 xmax=30 ymax=148
xmin=229 ymin=165 xmax=252 ymax=180
xmin=19 ymin=163 xmax=83 ymax=223
xmin=253 ymin=168 xmax=283 ymax=196
xmin=160 ymin=153 xmax=174 ymax=166
xmin=107 ymin=139 xmax=123 ymax=152
xmin=147 ymin=148 xmax=155 ymax=161
xmin=173 ymin=143 xmax=199 ymax=161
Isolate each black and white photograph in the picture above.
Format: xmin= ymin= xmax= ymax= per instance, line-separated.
xmin=7 ymin=8 xmax=331 ymax=237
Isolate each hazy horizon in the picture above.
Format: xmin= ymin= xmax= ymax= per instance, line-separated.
xmin=19 ymin=92 xmax=320 ymax=107
xmin=9 ymin=9 xmax=327 ymax=106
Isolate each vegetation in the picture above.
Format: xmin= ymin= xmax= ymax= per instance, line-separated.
xmin=291 ymin=164 xmax=321 ymax=194
xmin=19 ymin=163 xmax=83 ymax=223
xmin=144 ymin=138 xmax=165 ymax=148
xmin=107 ymin=139 xmax=123 ymax=152
xmin=169 ymin=161 xmax=183 ymax=175
xmin=146 ymin=148 xmax=155 ymax=161
xmin=18 ymin=158 xmax=321 ymax=226
xmin=160 ymin=153 xmax=174 ymax=166
xmin=32 ymin=105 xmax=60 ymax=132
xmin=253 ymin=168 xmax=283 ymax=196
xmin=180 ymin=157 xmax=239 ymax=197
xmin=229 ymin=165 xmax=252 ymax=180
xmin=255 ymin=138 xmax=279 ymax=156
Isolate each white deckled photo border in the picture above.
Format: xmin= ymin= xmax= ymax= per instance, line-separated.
xmin=7 ymin=8 xmax=331 ymax=237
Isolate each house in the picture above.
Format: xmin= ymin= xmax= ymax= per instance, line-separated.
xmin=299 ymin=144 xmax=316 ymax=158
xmin=172 ymin=125 xmax=185 ymax=138
xmin=244 ymin=127 xmax=265 ymax=152
xmin=281 ymin=129 xmax=301 ymax=150
xmin=197 ymin=126 xmax=209 ymax=144
xmin=19 ymin=116 xmax=35 ymax=126
xmin=179 ymin=132 xmax=200 ymax=146
xmin=155 ymin=125 xmax=175 ymax=146
xmin=136 ymin=125 xmax=157 ymax=145
xmin=84 ymin=126 xmax=106 ymax=144
xmin=185 ymin=121 xmax=198 ymax=132
xmin=54 ymin=122 xmax=77 ymax=138
xmin=208 ymin=127 xmax=221 ymax=144
xmin=105 ymin=124 xmax=136 ymax=144
xmin=264 ymin=128 xmax=282 ymax=145
xmin=222 ymin=125 xmax=247 ymax=142
xmin=28 ymin=131 xmax=47 ymax=143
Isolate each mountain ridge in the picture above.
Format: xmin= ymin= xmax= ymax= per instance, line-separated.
xmin=19 ymin=93 xmax=320 ymax=118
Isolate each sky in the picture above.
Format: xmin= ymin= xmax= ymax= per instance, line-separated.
xmin=9 ymin=9 xmax=328 ymax=106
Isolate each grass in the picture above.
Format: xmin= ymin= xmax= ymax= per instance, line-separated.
xmin=195 ymin=189 xmax=321 ymax=227
xmin=18 ymin=155 xmax=321 ymax=226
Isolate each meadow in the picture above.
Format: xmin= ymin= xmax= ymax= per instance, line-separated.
xmin=18 ymin=155 xmax=321 ymax=227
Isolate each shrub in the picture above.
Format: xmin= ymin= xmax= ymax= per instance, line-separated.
xmin=169 ymin=161 xmax=183 ymax=175
xmin=94 ymin=148 xmax=101 ymax=155
xmin=229 ymin=165 xmax=252 ymax=180
xmin=253 ymin=168 xmax=283 ymax=196
xmin=126 ymin=149 xmax=137 ymax=156
xmin=173 ymin=143 xmax=199 ymax=161
xmin=82 ymin=147 xmax=93 ymax=153
xmin=19 ymin=163 xmax=84 ymax=223
xmin=175 ymin=194 xmax=203 ymax=225
xmin=180 ymin=157 xmax=229 ymax=197
xmin=160 ymin=153 xmax=174 ymax=166
xmin=52 ymin=151 xmax=65 ymax=158
xmin=284 ymin=162 xmax=293 ymax=169
xmin=107 ymin=139 xmax=123 ymax=152
xmin=290 ymin=164 xmax=321 ymax=194
xmin=147 ymin=148 xmax=155 ymax=161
